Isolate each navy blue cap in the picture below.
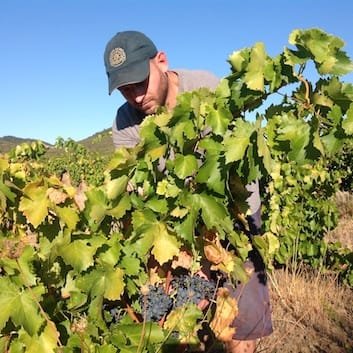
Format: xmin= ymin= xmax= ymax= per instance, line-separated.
xmin=104 ymin=31 xmax=158 ymax=94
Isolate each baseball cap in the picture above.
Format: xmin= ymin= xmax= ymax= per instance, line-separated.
xmin=104 ymin=31 xmax=158 ymax=95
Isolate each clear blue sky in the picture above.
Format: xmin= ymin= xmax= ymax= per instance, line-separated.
xmin=1 ymin=0 xmax=353 ymax=144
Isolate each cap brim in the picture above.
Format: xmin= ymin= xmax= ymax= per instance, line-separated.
xmin=108 ymin=59 xmax=150 ymax=95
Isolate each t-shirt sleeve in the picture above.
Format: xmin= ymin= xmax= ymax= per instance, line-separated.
xmin=112 ymin=103 xmax=142 ymax=149
xmin=112 ymin=118 xmax=140 ymax=149
xmin=245 ymin=180 xmax=262 ymax=235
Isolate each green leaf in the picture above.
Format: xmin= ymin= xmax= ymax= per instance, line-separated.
xmin=198 ymin=193 xmax=233 ymax=233
xmin=156 ymin=179 xmax=181 ymax=198
xmin=228 ymin=47 xmax=250 ymax=73
xmin=19 ymin=181 xmax=50 ymax=228
xmin=55 ymin=206 xmax=79 ymax=230
xmin=276 ymin=114 xmax=310 ymax=163
xmin=13 ymin=292 xmax=44 ymax=335
xmin=0 ymin=278 xmax=44 ymax=335
xmin=196 ymin=155 xmax=225 ymax=195
xmin=342 ymin=103 xmax=353 ymax=135
xmin=59 ymin=240 xmax=96 ymax=272
xmin=288 ymin=28 xmax=353 ymax=75
xmin=145 ymin=196 xmax=169 ymax=214
xmin=116 ymin=322 xmax=165 ymax=347
xmin=103 ymin=268 xmax=125 ymax=300
xmin=174 ymin=210 xmax=197 ymax=244
xmin=107 ymin=194 xmax=131 ymax=219
xmin=120 ymin=255 xmax=140 ymax=276
xmin=244 ymin=42 xmax=267 ymax=91
xmin=224 ymin=120 xmax=254 ymax=163
xmin=0 ymin=179 xmax=16 ymax=203
xmin=257 ymin=127 xmax=273 ymax=173
xmin=205 ymin=106 xmax=232 ymax=135
xmin=174 ymin=154 xmax=198 ymax=179
xmin=97 ymin=234 xmax=122 ymax=267
xmin=164 ymin=304 xmax=202 ymax=344
xmin=105 ymin=175 xmax=129 ymax=200
xmin=85 ymin=188 xmax=108 ymax=228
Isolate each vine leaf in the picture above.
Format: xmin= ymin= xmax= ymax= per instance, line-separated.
xmin=209 ymin=287 xmax=238 ymax=342
xmin=22 ymin=322 xmax=59 ymax=353
xmin=55 ymin=206 xmax=79 ymax=230
xmin=151 ymin=222 xmax=180 ymax=265
xmin=0 ymin=278 xmax=44 ymax=335
xmin=205 ymin=105 xmax=232 ymax=135
xmin=288 ymin=28 xmax=353 ymax=75
xmin=342 ymin=103 xmax=353 ymax=135
xmin=224 ymin=120 xmax=254 ymax=164
xmin=244 ymin=42 xmax=267 ymax=91
xmin=196 ymin=155 xmax=224 ymax=195
xmin=19 ymin=181 xmax=50 ymax=228
xmin=164 ymin=304 xmax=202 ymax=344
xmin=103 ymin=268 xmax=125 ymax=300
xmin=59 ymin=240 xmax=96 ymax=272
xmin=174 ymin=154 xmax=198 ymax=179
xmin=105 ymin=175 xmax=129 ymax=200
xmin=116 ymin=323 xmax=165 ymax=348
xmin=198 ymin=193 xmax=233 ymax=233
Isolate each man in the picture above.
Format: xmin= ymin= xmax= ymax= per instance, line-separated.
xmin=103 ymin=30 xmax=272 ymax=353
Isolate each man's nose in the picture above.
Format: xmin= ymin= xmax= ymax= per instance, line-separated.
xmin=132 ymin=85 xmax=145 ymax=103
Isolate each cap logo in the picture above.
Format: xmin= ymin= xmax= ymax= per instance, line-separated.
xmin=109 ymin=47 xmax=126 ymax=67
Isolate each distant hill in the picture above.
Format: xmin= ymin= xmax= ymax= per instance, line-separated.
xmin=0 ymin=136 xmax=53 ymax=154
xmin=78 ymin=128 xmax=115 ymax=155
xmin=0 ymin=128 xmax=115 ymax=156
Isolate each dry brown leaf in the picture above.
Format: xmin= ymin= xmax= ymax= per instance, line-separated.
xmin=203 ymin=229 xmax=227 ymax=265
xmin=47 ymin=187 xmax=68 ymax=204
xmin=74 ymin=181 xmax=88 ymax=211
xmin=171 ymin=249 xmax=193 ymax=270
xmin=210 ymin=287 xmax=238 ymax=342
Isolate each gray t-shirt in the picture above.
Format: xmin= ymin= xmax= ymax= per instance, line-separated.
xmin=112 ymin=69 xmax=219 ymax=149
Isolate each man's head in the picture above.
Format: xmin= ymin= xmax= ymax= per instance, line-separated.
xmin=104 ymin=31 xmax=158 ymax=95
xmin=104 ymin=30 xmax=172 ymax=115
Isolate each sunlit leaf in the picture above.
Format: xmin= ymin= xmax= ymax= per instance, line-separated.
xmin=19 ymin=181 xmax=50 ymax=228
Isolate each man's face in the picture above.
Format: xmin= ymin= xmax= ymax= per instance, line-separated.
xmin=118 ymin=57 xmax=168 ymax=115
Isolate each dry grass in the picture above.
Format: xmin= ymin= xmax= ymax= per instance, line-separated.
xmin=325 ymin=216 xmax=353 ymax=251
xmin=256 ymin=265 xmax=353 ymax=353
xmin=255 ymin=192 xmax=353 ymax=352
xmin=325 ymin=191 xmax=353 ymax=251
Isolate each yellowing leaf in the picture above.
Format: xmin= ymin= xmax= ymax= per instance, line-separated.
xmin=55 ymin=206 xmax=79 ymax=230
xmin=105 ymin=175 xmax=129 ymax=200
xmin=24 ymin=322 xmax=59 ymax=353
xmin=104 ymin=268 xmax=125 ymax=300
xmin=151 ymin=223 xmax=180 ymax=265
xmin=210 ymin=287 xmax=238 ymax=342
xmin=146 ymin=144 xmax=167 ymax=161
xmin=19 ymin=181 xmax=50 ymax=228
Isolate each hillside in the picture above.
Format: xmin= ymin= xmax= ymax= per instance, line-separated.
xmin=0 ymin=135 xmax=53 ymax=154
xmin=0 ymin=128 xmax=115 ymax=156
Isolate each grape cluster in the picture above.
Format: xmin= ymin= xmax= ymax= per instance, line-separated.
xmin=171 ymin=274 xmax=216 ymax=308
xmin=102 ymin=304 xmax=125 ymax=324
xmin=139 ymin=285 xmax=173 ymax=322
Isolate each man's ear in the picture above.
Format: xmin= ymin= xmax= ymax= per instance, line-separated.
xmin=154 ymin=51 xmax=169 ymax=72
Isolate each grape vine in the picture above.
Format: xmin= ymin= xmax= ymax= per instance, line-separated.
xmin=1 ymin=28 xmax=353 ymax=352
